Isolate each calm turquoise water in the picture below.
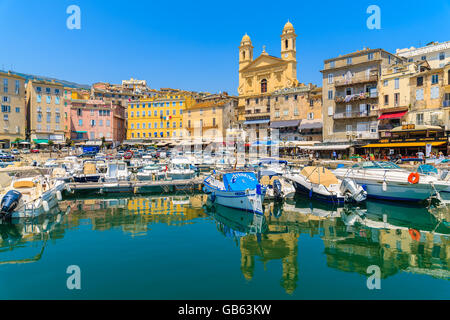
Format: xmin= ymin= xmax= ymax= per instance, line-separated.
xmin=0 ymin=193 xmax=449 ymax=300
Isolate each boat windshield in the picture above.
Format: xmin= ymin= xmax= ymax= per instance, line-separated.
xmin=352 ymin=161 xmax=400 ymax=169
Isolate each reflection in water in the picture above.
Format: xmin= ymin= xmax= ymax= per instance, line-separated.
xmin=0 ymin=193 xmax=448 ymax=298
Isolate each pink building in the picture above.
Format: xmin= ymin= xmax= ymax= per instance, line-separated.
xmin=70 ymin=99 xmax=126 ymax=146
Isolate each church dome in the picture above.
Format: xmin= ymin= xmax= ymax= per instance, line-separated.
xmin=283 ymin=21 xmax=294 ymax=32
xmin=241 ymin=33 xmax=251 ymax=43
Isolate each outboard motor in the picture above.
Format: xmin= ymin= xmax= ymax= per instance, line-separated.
xmin=340 ymin=178 xmax=367 ymax=203
xmin=273 ymin=179 xmax=283 ymax=201
xmin=0 ymin=190 xmax=22 ymax=219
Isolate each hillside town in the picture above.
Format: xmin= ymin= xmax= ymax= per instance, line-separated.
xmin=1 ymin=22 xmax=449 ymax=161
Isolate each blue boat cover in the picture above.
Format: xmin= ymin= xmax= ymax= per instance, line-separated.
xmin=223 ymin=172 xmax=258 ymax=191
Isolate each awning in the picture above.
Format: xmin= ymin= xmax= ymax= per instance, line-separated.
xmin=244 ymin=119 xmax=270 ymax=125
xmin=73 ymin=131 xmax=88 ymax=134
xmin=300 ymin=144 xmax=351 ymax=151
xmin=378 ymin=111 xmax=407 ymax=120
xmin=33 ymin=139 xmax=49 ymax=144
xmin=363 ymin=141 xmax=447 ymax=148
xmin=299 ymin=120 xmax=323 ymax=130
xmin=270 ymin=120 xmax=300 ymax=129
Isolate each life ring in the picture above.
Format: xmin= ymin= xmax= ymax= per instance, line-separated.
xmin=409 ymin=228 xmax=421 ymax=241
xmin=408 ymin=172 xmax=420 ymax=184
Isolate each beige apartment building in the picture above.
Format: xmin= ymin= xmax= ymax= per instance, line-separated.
xmin=397 ymin=41 xmax=450 ymax=69
xmin=321 ymin=48 xmax=404 ymax=147
xmin=26 ymin=80 xmax=66 ymax=146
xmin=0 ymin=71 xmax=26 ymax=148
xmin=269 ymin=85 xmax=322 ymax=142
xmin=184 ymin=94 xmax=237 ymax=140
xmin=378 ymin=61 xmax=430 ymax=137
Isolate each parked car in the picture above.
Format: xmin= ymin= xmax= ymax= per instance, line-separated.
xmin=21 ymin=148 xmax=30 ymax=154
xmin=31 ymin=149 xmax=40 ymax=153
xmin=78 ymin=152 xmax=97 ymax=158
xmin=10 ymin=149 xmax=20 ymax=155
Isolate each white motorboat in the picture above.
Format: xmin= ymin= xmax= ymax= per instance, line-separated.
xmin=136 ymin=164 xmax=166 ymax=181
xmin=285 ymin=166 xmax=367 ymax=204
xmin=334 ymin=161 xmax=447 ymax=202
xmin=257 ymin=159 xmax=295 ymax=200
xmin=203 ymin=170 xmax=264 ymax=214
xmin=167 ymin=157 xmax=196 ymax=180
xmin=104 ymin=161 xmax=131 ymax=183
xmin=0 ymin=176 xmax=65 ymax=219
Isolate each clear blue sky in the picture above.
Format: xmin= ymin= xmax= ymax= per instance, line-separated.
xmin=1 ymin=0 xmax=449 ymax=94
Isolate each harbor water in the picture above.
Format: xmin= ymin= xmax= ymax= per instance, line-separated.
xmin=0 ymin=193 xmax=449 ymax=299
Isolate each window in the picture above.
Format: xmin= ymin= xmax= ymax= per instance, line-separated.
xmin=432 ymin=74 xmax=439 ymax=84
xmin=368 ymin=52 xmax=374 ymax=60
xmin=307 ymin=112 xmax=314 ymax=120
xmin=346 ymin=124 xmax=353 ymax=133
xmin=394 ymin=93 xmax=399 ymax=106
xmin=131 ymin=112 xmax=134 ymax=117
xmin=46 ymin=88 xmax=50 ymax=94
xmin=283 ymin=109 xmax=289 ymax=116
xmin=294 ymin=108 xmax=299 ymax=116
xmin=310 ymin=99 xmax=314 ymax=107
xmin=37 ymin=94 xmax=42 ymax=103
xmin=91 ymin=119 xmax=96 ymax=126
xmin=77 ymin=109 xmax=82 ymax=116
xmin=99 ymin=120 xmax=103 ymax=126
xmin=328 ymin=90 xmax=333 ymax=100
xmin=148 ymin=123 xmax=151 ymax=129
xmin=46 ymin=112 xmax=51 ymax=123
xmin=15 ymin=80 xmax=19 ymax=94
xmin=37 ymin=113 xmax=42 ymax=123
xmin=284 ymin=96 xmax=288 ymax=101
xmin=260 ymin=79 xmax=267 ymax=93
xmin=383 ymin=80 xmax=388 ymax=87
xmin=416 ymin=88 xmax=424 ymax=101
xmin=15 ymin=107 xmax=20 ymax=113
xmin=328 ymin=74 xmax=333 ymax=84
xmin=439 ymin=52 xmax=445 ymax=61
xmin=173 ymin=122 xmax=176 ymax=128
xmin=417 ymin=77 xmax=423 ymax=86
xmin=3 ymin=79 xmax=8 ymax=93
xmin=416 ymin=113 xmax=424 ymax=125
xmin=421 ymin=55 xmax=426 ymax=61
xmin=137 ymin=123 xmax=140 ymax=129
xmin=79 ymin=119 xmax=83 ymax=126
xmin=394 ymin=78 xmax=399 ymax=89
xmin=275 ymin=111 xmax=280 ymax=118
xmin=330 ymin=61 xmax=335 ymax=68
xmin=384 ymin=95 xmax=389 ymax=105
xmin=431 ymin=86 xmax=439 ymax=99
xmin=46 ymin=96 xmax=51 ymax=104
xmin=347 ymin=57 xmax=352 ymax=65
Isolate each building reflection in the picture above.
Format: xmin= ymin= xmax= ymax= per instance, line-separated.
xmin=60 ymin=194 xmax=207 ymax=237
xmin=206 ymin=196 xmax=450 ymax=295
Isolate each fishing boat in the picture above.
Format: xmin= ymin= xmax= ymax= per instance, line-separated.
xmin=203 ymin=170 xmax=265 ymax=214
xmin=257 ymin=159 xmax=295 ymax=200
xmin=0 ymin=175 xmax=65 ymax=219
xmin=167 ymin=157 xmax=196 ymax=180
xmin=285 ymin=166 xmax=367 ymax=204
xmin=333 ymin=161 xmax=447 ymax=202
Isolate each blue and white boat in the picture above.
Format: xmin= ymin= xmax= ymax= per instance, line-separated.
xmin=203 ymin=171 xmax=265 ymax=215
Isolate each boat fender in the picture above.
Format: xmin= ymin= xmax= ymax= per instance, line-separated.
xmin=56 ymin=190 xmax=62 ymax=201
xmin=43 ymin=200 xmax=50 ymax=212
xmin=408 ymin=228 xmax=421 ymax=241
xmin=408 ymin=172 xmax=420 ymax=184
xmin=382 ymin=181 xmax=387 ymax=192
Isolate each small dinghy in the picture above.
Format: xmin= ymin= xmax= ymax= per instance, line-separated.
xmin=203 ymin=171 xmax=265 ymax=214
xmin=285 ymin=166 xmax=367 ymax=204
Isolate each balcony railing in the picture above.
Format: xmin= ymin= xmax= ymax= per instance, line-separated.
xmin=334 ymin=74 xmax=378 ymax=87
xmin=335 ymin=92 xmax=378 ymax=103
xmin=355 ymin=132 xmax=379 ymax=140
xmin=245 ymin=111 xmax=271 ymax=120
xmin=333 ymin=111 xmax=378 ymax=120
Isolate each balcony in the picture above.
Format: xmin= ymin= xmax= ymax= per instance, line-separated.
xmin=355 ymin=132 xmax=379 ymax=140
xmin=335 ymin=92 xmax=378 ymax=103
xmin=245 ymin=111 xmax=270 ymax=120
xmin=333 ymin=110 xmax=378 ymax=120
xmin=334 ymin=74 xmax=378 ymax=87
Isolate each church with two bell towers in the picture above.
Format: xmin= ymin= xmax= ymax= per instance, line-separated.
xmin=237 ymin=21 xmax=300 ymax=123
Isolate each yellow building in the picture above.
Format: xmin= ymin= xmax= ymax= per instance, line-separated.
xmin=127 ymin=93 xmax=196 ymax=140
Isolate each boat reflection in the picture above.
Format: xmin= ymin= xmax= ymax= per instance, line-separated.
xmin=205 ymin=196 xmax=450 ymax=294
xmin=0 ymin=204 xmax=71 ymax=265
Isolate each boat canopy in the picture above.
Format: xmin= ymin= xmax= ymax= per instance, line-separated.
xmin=258 ymin=158 xmax=288 ymax=166
xmin=301 ymin=166 xmax=338 ymax=188
xmin=223 ymin=172 xmax=258 ymax=192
